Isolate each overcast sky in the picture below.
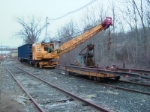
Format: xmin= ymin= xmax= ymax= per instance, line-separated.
xmin=0 ymin=0 xmax=144 ymax=55
xmin=0 ymin=0 xmax=118 ymax=49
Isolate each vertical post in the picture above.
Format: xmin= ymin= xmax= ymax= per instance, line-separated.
xmin=1 ymin=43 xmax=2 ymax=55
xmin=45 ymin=17 xmax=49 ymax=41
xmin=97 ymin=64 xmax=98 ymax=70
xmin=123 ymin=63 xmax=125 ymax=68
xmin=93 ymin=46 xmax=95 ymax=67
xmin=108 ymin=29 xmax=111 ymax=50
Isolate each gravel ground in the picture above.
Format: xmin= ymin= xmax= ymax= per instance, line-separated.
xmin=103 ymin=81 xmax=150 ymax=94
xmin=129 ymin=77 xmax=150 ymax=85
xmin=0 ymin=61 xmax=38 ymax=112
xmin=6 ymin=64 xmax=98 ymax=112
xmin=0 ymin=62 xmax=100 ymax=112
xmin=35 ymin=70 xmax=150 ymax=112
xmin=19 ymin=62 xmax=150 ymax=112
xmin=1 ymin=60 xmax=150 ymax=112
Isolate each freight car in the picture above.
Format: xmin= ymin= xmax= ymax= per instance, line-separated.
xmin=18 ymin=44 xmax=32 ymax=62
xmin=18 ymin=42 xmax=59 ymax=68
xmin=57 ymin=64 xmax=120 ymax=80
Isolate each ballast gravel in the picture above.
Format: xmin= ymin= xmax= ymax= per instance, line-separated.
xmin=1 ymin=60 xmax=150 ymax=112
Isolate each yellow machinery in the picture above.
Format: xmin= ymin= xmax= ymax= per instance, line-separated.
xmin=32 ymin=42 xmax=60 ymax=68
xmin=32 ymin=17 xmax=112 ymax=68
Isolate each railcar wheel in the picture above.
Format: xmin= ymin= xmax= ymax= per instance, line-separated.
xmin=39 ymin=64 xmax=43 ymax=69
xmin=89 ymin=76 xmax=92 ymax=80
xmin=34 ymin=64 xmax=37 ymax=67
xmin=114 ymin=76 xmax=120 ymax=81
xmin=68 ymin=72 xmax=74 ymax=75
xmin=68 ymin=72 xmax=72 ymax=75
xmin=97 ymin=77 xmax=101 ymax=81
xmin=93 ymin=77 xmax=97 ymax=81
xmin=34 ymin=63 xmax=39 ymax=67
xmin=31 ymin=62 xmax=34 ymax=66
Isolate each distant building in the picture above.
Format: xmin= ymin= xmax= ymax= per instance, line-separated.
xmin=11 ymin=49 xmax=18 ymax=58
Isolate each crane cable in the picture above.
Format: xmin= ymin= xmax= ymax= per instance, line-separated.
xmin=49 ymin=0 xmax=97 ymax=20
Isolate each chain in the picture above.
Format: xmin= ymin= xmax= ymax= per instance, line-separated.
xmin=108 ymin=29 xmax=111 ymax=50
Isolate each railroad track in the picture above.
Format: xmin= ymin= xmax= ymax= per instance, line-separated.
xmin=55 ymin=65 xmax=150 ymax=95
xmin=117 ymin=68 xmax=150 ymax=75
xmin=119 ymin=80 xmax=150 ymax=87
xmin=57 ymin=64 xmax=150 ymax=82
xmin=99 ymin=80 xmax=150 ymax=96
xmin=61 ymin=71 xmax=150 ymax=96
xmin=5 ymin=65 xmax=45 ymax=112
xmin=101 ymin=66 xmax=150 ymax=79
xmin=5 ymin=64 xmax=111 ymax=112
xmin=11 ymin=61 xmax=150 ymax=111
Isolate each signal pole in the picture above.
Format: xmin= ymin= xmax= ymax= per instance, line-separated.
xmin=1 ymin=43 xmax=2 ymax=55
xmin=45 ymin=17 xmax=49 ymax=41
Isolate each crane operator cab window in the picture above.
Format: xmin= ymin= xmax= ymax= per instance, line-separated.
xmin=44 ymin=44 xmax=54 ymax=53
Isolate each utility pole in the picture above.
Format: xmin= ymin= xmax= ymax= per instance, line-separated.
xmin=45 ymin=17 xmax=49 ymax=41
xmin=1 ymin=43 xmax=2 ymax=55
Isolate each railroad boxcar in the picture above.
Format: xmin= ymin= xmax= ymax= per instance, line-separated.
xmin=18 ymin=44 xmax=32 ymax=63
xmin=18 ymin=42 xmax=59 ymax=68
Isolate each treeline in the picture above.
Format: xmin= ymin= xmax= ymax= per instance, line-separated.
xmin=16 ymin=0 xmax=150 ymax=69
xmin=54 ymin=0 xmax=150 ymax=69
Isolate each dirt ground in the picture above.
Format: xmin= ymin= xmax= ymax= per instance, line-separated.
xmin=1 ymin=60 xmax=150 ymax=112
xmin=0 ymin=61 xmax=36 ymax=112
xmin=0 ymin=95 xmax=25 ymax=112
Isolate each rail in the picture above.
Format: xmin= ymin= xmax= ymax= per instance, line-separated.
xmin=13 ymin=64 xmax=112 ymax=112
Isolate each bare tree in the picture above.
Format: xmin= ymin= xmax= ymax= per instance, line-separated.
xmin=79 ymin=5 xmax=102 ymax=32
xmin=146 ymin=0 xmax=150 ymax=5
xmin=132 ymin=0 xmax=147 ymax=42
xmin=56 ymin=20 xmax=79 ymax=43
xmin=16 ymin=16 xmax=46 ymax=44
xmin=55 ymin=21 xmax=80 ymax=65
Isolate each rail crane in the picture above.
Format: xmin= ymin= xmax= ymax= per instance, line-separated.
xmin=18 ymin=17 xmax=112 ymax=68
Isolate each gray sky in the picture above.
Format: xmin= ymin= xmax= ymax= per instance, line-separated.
xmin=0 ymin=0 xmax=116 ymax=48
xmin=0 ymin=0 xmax=142 ymax=49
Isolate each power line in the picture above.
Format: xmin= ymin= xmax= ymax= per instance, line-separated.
xmin=49 ymin=0 xmax=97 ymax=20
